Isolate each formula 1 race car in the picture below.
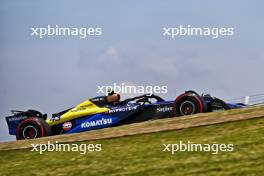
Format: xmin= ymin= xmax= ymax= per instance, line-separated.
xmin=5 ymin=90 xmax=245 ymax=140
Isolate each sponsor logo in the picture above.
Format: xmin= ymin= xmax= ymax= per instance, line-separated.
xmin=71 ymin=104 xmax=93 ymax=112
xmin=92 ymin=97 xmax=105 ymax=102
xmin=156 ymin=106 xmax=173 ymax=113
xmin=109 ymin=106 xmax=138 ymax=113
xmin=8 ymin=116 xmax=27 ymax=122
xmin=81 ymin=118 xmax=113 ymax=128
xmin=63 ymin=122 xmax=72 ymax=131
xmin=50 ymin=116 xmax=61 ymax=122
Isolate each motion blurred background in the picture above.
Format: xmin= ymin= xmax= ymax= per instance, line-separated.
xmin=0 ymin=0 xmax=263 ymax=141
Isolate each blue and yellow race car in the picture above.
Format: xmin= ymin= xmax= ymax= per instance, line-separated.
xmin=5 ymin=90 xmax=245 ymax=140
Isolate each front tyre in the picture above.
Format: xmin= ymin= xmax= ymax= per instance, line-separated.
xmin=16 ymin=117 xmax=51 ymax=140
xmin=179 ymin=100 xmax=197 ymax=115
xmin=178 ymin=99 xmax=200 ymax=116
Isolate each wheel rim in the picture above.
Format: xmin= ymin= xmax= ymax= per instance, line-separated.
xmin=179 ymin=101 xmax=196 ymax=115
xmin=22 ymin=125 xmax=38 ymax=139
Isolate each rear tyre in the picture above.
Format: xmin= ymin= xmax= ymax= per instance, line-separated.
xmin=16 ymin=117 xmax=51 ymax=140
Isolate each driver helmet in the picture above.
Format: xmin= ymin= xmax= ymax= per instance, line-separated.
xmin=107 ymin=88 xmax=115 ymax=96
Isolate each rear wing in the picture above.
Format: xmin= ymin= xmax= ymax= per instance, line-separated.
xmin=5 ymin=112 xmax=28 ymax=135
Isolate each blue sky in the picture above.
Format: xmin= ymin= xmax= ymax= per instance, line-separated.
xmin=0 ymin=0 xmax=263 ymax=141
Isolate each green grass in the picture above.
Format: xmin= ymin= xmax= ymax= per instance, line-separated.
xmin=0 ymin=117 xmax=264 ymax=176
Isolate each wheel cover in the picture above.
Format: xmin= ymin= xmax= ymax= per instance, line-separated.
xmin=22 ymin=125 xmax=38 ymax=139
xmin=179 ymin=101 xmax=196 ymax=115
